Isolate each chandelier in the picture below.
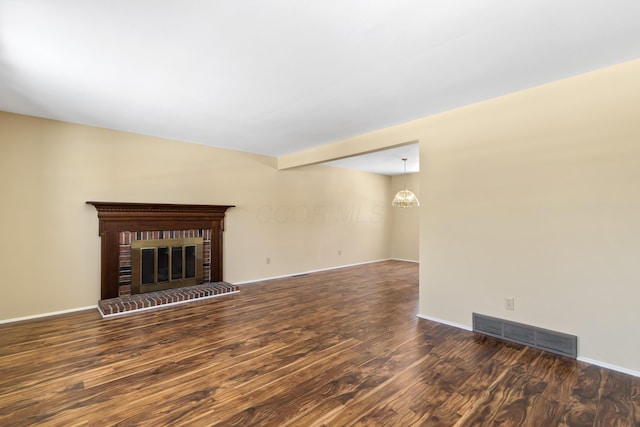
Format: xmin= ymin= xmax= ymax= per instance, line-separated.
xmin=391 ymin=158 xmax=420 ymax=208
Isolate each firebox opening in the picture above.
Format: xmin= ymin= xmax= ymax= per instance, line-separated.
xmin=132 ymin=237 xmax=204 ymax=294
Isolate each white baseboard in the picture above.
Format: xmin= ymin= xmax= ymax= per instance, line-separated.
xmin=418 ymin=314 xmax=640 ymax=378
xmin=234 ymin=258 xmax=393 ymax=285
xmin=0 ymin=305 xmax=98 ymax=324
xmin=577 ymin=357 xmax=640 ymax=378
xmin=416 ymin=314 xmax=472 ymax=331
xmin=390 ymin=258 xmax=419 ymax=263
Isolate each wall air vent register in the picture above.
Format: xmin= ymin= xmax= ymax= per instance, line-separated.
xmin=473 ymin=312 xmax=577 ymax=359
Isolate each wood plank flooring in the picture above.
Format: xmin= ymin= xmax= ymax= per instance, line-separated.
xmin=1 ymin=260 xmax=638 ymax=426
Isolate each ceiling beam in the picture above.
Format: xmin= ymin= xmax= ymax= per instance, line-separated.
xmin=277 ymin=119 xmax=426 ymax=170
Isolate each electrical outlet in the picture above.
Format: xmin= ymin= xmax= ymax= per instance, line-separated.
xmin=266 ymin=257 xmax=270 ymax=264
xmin=505 ymin=297 xmax=515 ymax=311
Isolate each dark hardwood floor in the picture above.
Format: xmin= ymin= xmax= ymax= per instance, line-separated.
xmin=1 ymin=260 xmax=638 ymax=426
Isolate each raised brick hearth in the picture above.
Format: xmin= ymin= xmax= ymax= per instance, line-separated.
xmin=98 ymin=281 xmax=239 ymax=317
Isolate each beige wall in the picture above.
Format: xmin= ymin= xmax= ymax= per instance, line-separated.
xmin=390 ymin=173 xmax=419 ymax=261
xmin=419 ymin=60 xmax=640 ymax=373
xmin=0 ymin=112 xmax=392 ymax=320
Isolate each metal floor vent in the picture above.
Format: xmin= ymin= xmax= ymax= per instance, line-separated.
xmin=472 ymin=313 xmax=577 ymax=359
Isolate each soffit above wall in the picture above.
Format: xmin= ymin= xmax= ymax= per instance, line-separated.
xmin=323 ymin=144 xmax=420 ymax=176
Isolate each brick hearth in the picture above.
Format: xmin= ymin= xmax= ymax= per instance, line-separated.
xmin=98 ymin=282 xmax=239 ymax=317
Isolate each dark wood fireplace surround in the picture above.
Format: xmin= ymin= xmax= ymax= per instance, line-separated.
xmin=87 ymin=202 xmax=234 ymax=300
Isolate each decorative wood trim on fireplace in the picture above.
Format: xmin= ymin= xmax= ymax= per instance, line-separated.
xmin=87 ymin=202 xmax=234 ymax=300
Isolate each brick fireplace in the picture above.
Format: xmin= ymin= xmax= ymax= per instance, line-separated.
xmin=87 ymin=202 xmax=234 ymax=300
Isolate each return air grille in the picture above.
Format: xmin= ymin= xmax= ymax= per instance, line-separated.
xmin=472 ymin=313 xmax=577 ymax=359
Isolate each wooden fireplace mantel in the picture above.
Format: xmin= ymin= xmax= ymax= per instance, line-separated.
xmin=87 ymin=202 xmax=234 ymax=299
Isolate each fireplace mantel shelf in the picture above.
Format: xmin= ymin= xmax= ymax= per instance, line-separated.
xmin=87 ymin=201 xmax=235 ymax=213
xmin=87 ymin=202 xmax=235 ymax=299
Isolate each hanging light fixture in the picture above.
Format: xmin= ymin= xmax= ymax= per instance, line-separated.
xmin=391 ymin=158 xmax=420 ymax=208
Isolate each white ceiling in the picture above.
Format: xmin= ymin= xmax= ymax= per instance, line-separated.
xmin=1 ymin=1 xmax=639 ymax=175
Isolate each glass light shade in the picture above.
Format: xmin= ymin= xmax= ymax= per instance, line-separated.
xmin=391 ymin=189 xmax=420 ymax=208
